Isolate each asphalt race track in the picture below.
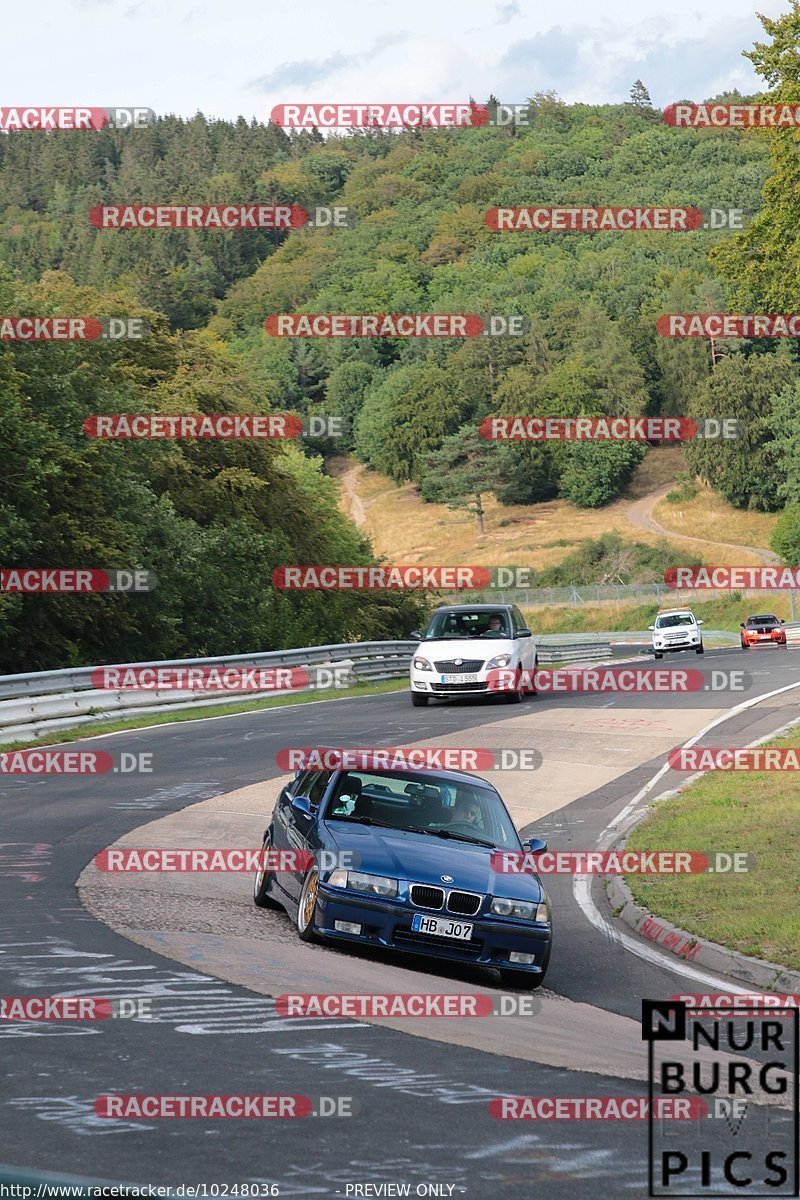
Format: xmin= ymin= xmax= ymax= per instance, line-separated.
xmin=2 ymin=646 xmax=799 ymax=1198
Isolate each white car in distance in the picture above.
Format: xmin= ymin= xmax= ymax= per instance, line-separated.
xmin=649 ymin=608 xmax=704 ymax=659
xmin=409 ymin=604 xmax=537 ymax=706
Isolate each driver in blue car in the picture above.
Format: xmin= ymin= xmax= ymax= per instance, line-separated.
xmin=452 ymin=797 xmax=484 ymax=829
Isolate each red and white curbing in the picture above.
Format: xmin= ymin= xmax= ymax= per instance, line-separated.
xmin=607 ymin=871 xmax=800 ymax=991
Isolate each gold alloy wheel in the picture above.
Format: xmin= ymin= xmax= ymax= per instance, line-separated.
xmin=298 ymin=867 xmax=319 ymax=933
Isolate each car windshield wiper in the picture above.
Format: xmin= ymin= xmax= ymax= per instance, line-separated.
xmin=407 ymin=826 xmax=497 ymax=849
xmin=328 ymin=814 xmax=399 ymax=829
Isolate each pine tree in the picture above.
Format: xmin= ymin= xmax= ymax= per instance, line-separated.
xmin=627 ymin=80 xmax=652 ymax=107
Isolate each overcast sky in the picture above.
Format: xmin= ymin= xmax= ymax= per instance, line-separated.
xmin=6 ymin=0 xmax=788 ymax=123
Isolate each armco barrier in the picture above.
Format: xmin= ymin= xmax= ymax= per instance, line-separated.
xmin=0 ymin=637 xmax=619 ymax=743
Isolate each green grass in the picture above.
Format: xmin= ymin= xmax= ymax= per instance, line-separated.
xmin=625 ymin=725 xmax=800 ymax=970
xmin=0 ymin=678 xmax=405 ymax=753
xmin=523 ymin=593 xmax=793 ymax=636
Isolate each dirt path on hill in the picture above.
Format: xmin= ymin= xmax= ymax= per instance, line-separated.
xmin=624 ymin=484 xmax=779 ymax=564
xmin=340 ymin=462 xmax=367 ymax=528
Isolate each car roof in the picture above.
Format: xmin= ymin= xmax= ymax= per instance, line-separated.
xmin=431 ymin=604 xmax=514 ymax=613
xmin=747 ymin=613 xmax=779 ymax=620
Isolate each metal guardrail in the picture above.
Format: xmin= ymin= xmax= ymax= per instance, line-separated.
xmin=0 ymin=637 xmax=620 ymax=743
xmin=3 ymin=624 xmax=752 ymax=745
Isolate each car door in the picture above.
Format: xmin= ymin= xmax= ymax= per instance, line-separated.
xmin=274 ymin=769 xmax=330 ymax=900
xmin=512 ymin=605 xmax=535 ymax=671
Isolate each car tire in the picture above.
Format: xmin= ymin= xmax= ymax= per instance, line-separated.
xmin=506 ymin=667 xmax=525 ymax=700
xmin=411 ymin=692 xmax=429 ymax=707
xmin=695 ymin=643 xmax=704 ymax=655
xmin=297 ymin=866 xmax=321 ymax=943
xmin=253 ymin=833 xmax=282 ymax=910
xmin=528 ymin=658 xmax=538 ymax=696
xmin=741 ymin=641 xmax=749 ymax=650
xmin=653 ymin=651 xmax=663 ymax=660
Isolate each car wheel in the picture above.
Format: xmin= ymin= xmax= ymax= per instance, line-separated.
xmin=741 ymin=641 xmax=749 ymax=650
xmin=411 ymin=692 xmax=429 ymax=707
xmin=695 ymin=643 xmax=704 ymax=655
xmin=528 ymin=658 xmax=538 ymax=696
xmin=504 ymin=663 xmax=524 ymax=703
xmin=297 ymin=866 xmax=321 ymax=943
xmin=653 ymin=651 xmax=663 ymax=660
xmin=253 ymin=833 xmax=281 ymax=909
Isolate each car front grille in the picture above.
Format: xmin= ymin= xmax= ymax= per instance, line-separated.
xmin=446 ymin=890 xmax=482 ymax=916
xmin=433 ymin=659 xmax=484 ymax=673
xmin=409 ymin=884 xmax=444 ymax=909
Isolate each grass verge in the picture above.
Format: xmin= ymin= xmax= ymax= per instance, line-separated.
xmin=625 ymin=725 xmax=800 ymax=971
xmin=0 ymin=678 xmax=405 ymax=753
xmin=522 ymin=594 xmax=794 ymax=635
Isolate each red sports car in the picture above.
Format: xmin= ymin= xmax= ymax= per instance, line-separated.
xmin=740 ymin=614 xmax=787 ymax=649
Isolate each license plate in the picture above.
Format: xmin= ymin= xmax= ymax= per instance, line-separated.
xmin=411 ymin=913 xmax=473 ymax=940
xmin=441 ymin=673 xmax=478 ymax=684
xmin=759 ymin=634 xmax=772 ymax=640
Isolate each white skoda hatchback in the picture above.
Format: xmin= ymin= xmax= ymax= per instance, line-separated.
xmin=409 ymin=604 xmax=537 ymax=706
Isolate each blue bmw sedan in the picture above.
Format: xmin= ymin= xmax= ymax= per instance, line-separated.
xmin=253 ymin=764 xmax=552 ymax=989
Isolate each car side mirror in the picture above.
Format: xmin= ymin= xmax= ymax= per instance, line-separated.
xmin=740 ymin=623 xmax=745 ymax=629
xmin=291 ymin=794 xmax=316 ymax=819
xmin=409 ymin=631 xmax=422 ymax=640
xmin=518 ymin=629 xmax=532 ymax=638
xmin=782 ymin=620 xmax=786 ymax=625
xmin=648 ymin=625 xmax=655 ymax=631
xmin=697 ymin=620 xmax=704 ymax=626
xmin=522 ymin=837 xmax=547 ymax=854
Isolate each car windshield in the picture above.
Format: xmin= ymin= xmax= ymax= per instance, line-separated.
xmin=747 ymin=616 xmax=779 ymax=627
xmin=424 ymin=611 xmax=510 ymax=639
xmin=324 ymin=769 xmax=520 ymax=849
xmin=655 ymin=613 xmax=695 ymax=628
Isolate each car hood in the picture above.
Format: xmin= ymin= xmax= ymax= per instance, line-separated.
xmin=414 ymin=637 xmax=515 ymax=662
xmin=323 ymin=822 xmax=544 ymax=901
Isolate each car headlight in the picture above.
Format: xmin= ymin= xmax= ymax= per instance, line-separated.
xmin=327 ymin=869 xmax=398 ymax=898
xmin=491 ymin=897 xmax=549 ymax=922
xmin=413 ymin=656 xmax=433 ymax=671
xmin=486 ymin=653 xmax=512 ymax=670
